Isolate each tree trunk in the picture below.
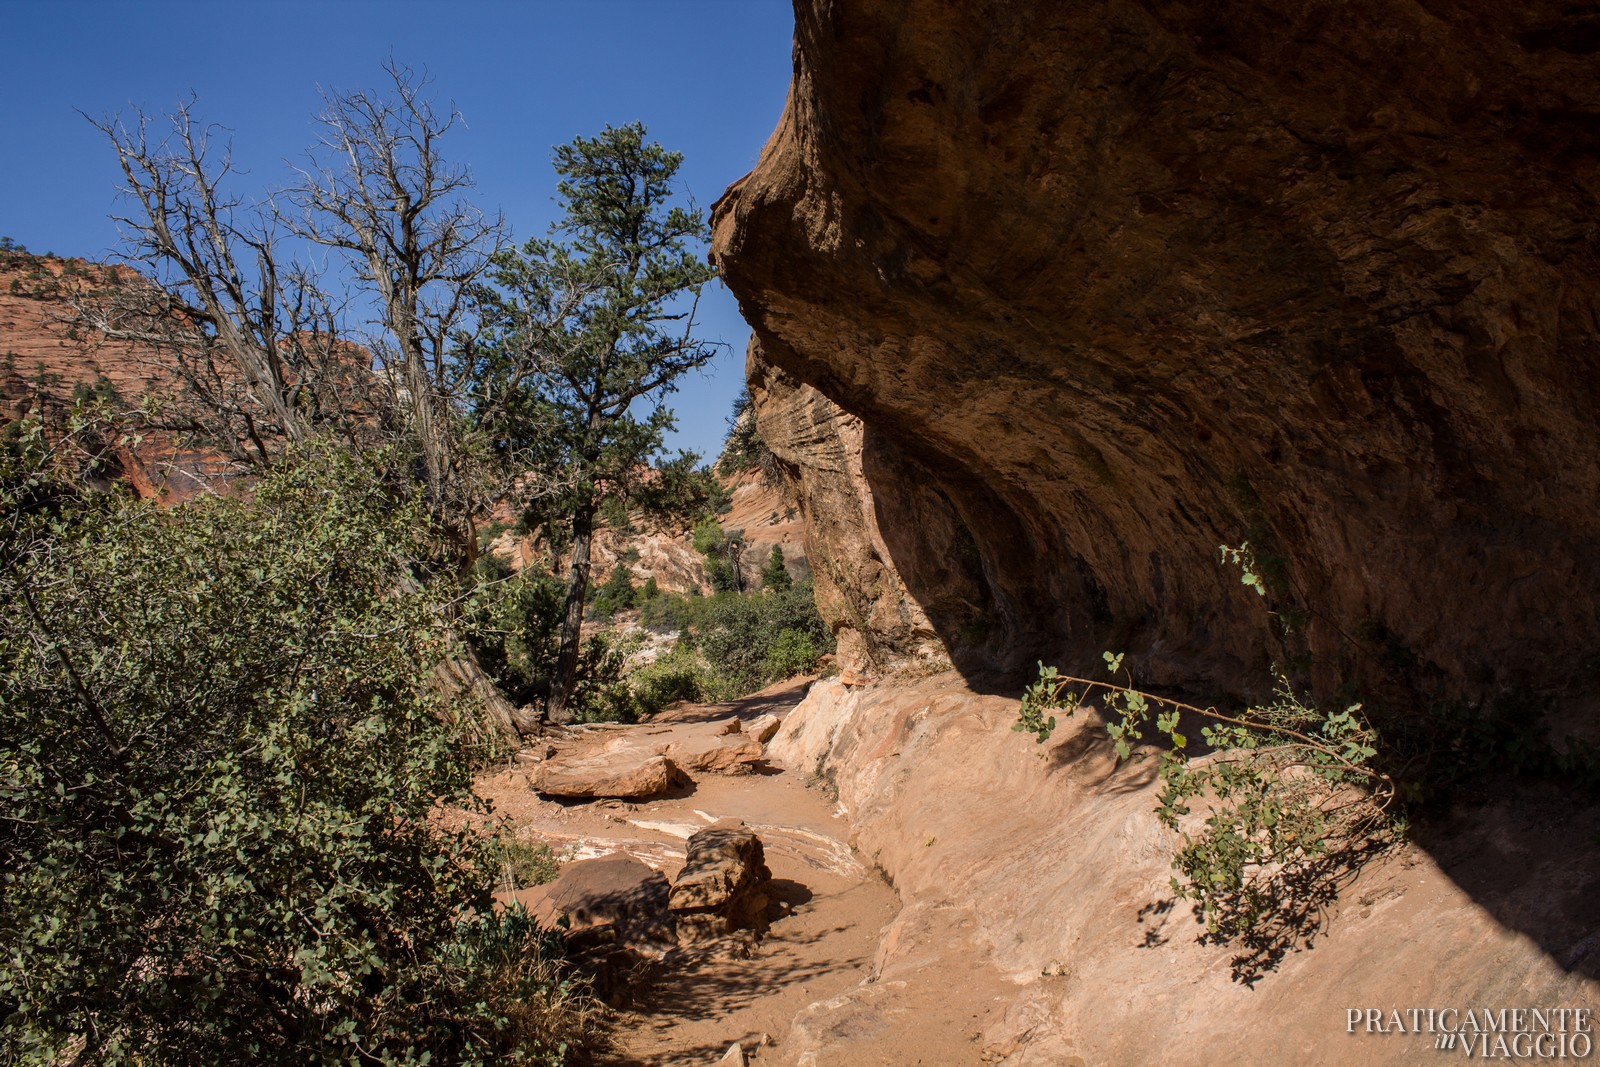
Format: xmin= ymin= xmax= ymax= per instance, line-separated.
xmin=546 ymin=501 xmax=596 ymax=724
xmin=433 ymin=647 xmax=539 ymax=742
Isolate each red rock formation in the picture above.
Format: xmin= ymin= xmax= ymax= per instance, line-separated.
xmin=768 ymin=675 xmax=1600 ymax=1064
xmin=712 ymin=0 xmax=1600 ymax=702
xmin=748 ymin=357 xmax=942 ymax=671
xmin=0 ymin=252 xmax=243 ymax=502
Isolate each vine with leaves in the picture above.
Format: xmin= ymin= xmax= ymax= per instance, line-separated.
xmin=1015 ymin=546 xmax=1405 ymax=975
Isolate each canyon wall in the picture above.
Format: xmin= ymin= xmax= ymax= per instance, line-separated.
xmin=712 ymin=0 xmax=1600 ymax=702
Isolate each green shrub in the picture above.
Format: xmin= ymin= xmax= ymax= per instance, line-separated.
xmin=695 ymin=582 xmax=831 ymax=692
xmin=638 ymin=590 xmax=693 ymax=633
xmin=587 ymin=564 xmax=636 ymax=620
xmin=627 ymin=642 xmax=716 ymax=716
xmin=1017 ymin=651 xmax=1402 ymax=984
xmin=597 ymin=496 xmax=630 ymax=531
xmin=565 ymin=629 xmax=643 ymax=724
xmin=475 ymin=518 xmax=511 ymax=550
xmin=468 ymin=558 xmax=643 ymax=722
xmin=0 ymin=439 xmax=603 ymax=1065
xmin=467 ymin=558 xmax=566 ymax=708
xmin=762 ymin=627 xmax=819 ymax=680
xmin=691 ymin=515 xmax=726 ymax=554
xmin=495 ymin=836 xmax=564 ymax=893
xmin=760 ymin=544 xmax=792 ymax=591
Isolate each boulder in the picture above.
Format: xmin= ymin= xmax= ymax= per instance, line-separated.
xmin=530 ymin=751 xmax=683 ymax=799
xmin=746 ymin=712 xmax=782 ymax=744
xmin=838 ymin=667 xmax=872 ymax=688
xmin=670 ymin=820 xmax=774 ymax=944
xmin=510 ymin=853 xmax=675 ymax=947
xmin=662 ymin=730 xmax=766 ymax=776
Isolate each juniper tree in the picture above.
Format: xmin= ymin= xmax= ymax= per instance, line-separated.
xmin=761 ymin=544 xmax=792 ymax=591
xmin=474 ymin=123 xmax=720 ymax=723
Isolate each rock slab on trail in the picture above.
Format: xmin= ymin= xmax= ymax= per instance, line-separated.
xmin=529 ymin=716 xmax=771 ymax=799
xmin=505 ymin=852 xmax=676 ymax=956
xmin=530 ymin=748 xmax=683 ymax=799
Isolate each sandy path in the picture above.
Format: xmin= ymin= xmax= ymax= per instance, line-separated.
xmin=474 ymin=681 xmax=1014 ymax=1066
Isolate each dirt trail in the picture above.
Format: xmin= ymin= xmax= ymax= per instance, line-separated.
xmin=475 ymin=680 xmax=1015 ymax=1066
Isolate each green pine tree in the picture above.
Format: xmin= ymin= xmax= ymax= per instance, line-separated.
xmin=761 ymin=544 xmax=793 ymax=591
xmin=473 ymin=123 xmax=721 ymax=722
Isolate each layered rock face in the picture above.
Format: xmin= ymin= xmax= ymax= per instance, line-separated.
xmin=748 ymin=356 xmax=943 ymax=671
xmin=1 ymin=253 xmax=241 ymax=502
xmin=713 ymin=0 xmax=1600 ymax=699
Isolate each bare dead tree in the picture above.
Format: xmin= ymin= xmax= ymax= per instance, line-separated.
xmin=73 ymin=72 xmax=602 ymax=741
xmin=286 ymin=60 xmax=509 ymax=552
xmin=79 ymin=100 xmax=379 ymax=468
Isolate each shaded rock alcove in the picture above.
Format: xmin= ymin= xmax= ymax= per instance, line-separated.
xmin=712 ymin=0 xmax=1600 ymax=712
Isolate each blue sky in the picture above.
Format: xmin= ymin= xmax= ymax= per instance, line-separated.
xmin=0 ymin=0 xmax=795 ymax=463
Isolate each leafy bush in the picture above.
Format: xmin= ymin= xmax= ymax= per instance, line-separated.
xmin=695 ymin=583 xmax=831 ymax=692
xmin=762 ymin=628 xmax=819 ymax=680
xmin=638 ymin=589 xmax=693 ymax=633
xmin=597 ymin=496 xmax=630 ymax=531
xmin=495 ymin=836 xmax=565 ymax=893
xmin=565 ymin=629 xmax=643 ymax=724
xmin=691 ymin=515 xmax=726 ymax=554
xmin=0 ymin=439 xmax=603 ymax=1065
xmin=467 ymin=556 xmax=646 ymax=723
xmin=692 ymin=517 xmax=745 ymax=593
xmin=468 ymin=556 xmax=567 ymax=707
xmin=1017 ymin=651 xmax=1402 ymax=983
xmin=475 ymin=518 xmax=511 ymax=550
xmin=627 ymin=642 xmax=722 ymax=716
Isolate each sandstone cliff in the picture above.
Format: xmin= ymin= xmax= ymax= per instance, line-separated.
xmin=1 ymin=251 xmax=241 ymax=502
xmin=712 ymin=0 xmax=1600 ymax=705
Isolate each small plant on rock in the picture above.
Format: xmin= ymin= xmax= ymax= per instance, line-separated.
xmin=1017 ymin=650 xmax=1402 ymax=982
xmin=1024 ymin=543 xmax=1401 ymax=985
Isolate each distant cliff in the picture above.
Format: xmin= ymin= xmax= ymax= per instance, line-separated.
xmin=0 ymin=249 xmax=241 ymax=501
xmin=712 ymin=0 xmax=1600 ymax=705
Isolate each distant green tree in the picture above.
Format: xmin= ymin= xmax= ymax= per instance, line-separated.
xmin=761 ymin=544 xmax=792 ymax=591
xmin=589 ymin=564 xmax=637 ymax=620
xmin=695 ymin=582 xmax=832 ymax=692
xmin=465 ymin=553 xmax=567 ymax=706
xmin=692 ymin=516 xmax=745 ymax=593
xmin=473 ymin=122 xmax=721 ymax=723
xmin=717 ymin=388 xmax=777 ymax=480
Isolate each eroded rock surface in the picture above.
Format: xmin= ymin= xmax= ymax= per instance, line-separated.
xmin=713 ymin=0 xmax=1600 ymax=702
xmin=662 ymin=726 xmax=767 ymax=776
xmin=765 ymin=676 xmax=1600 ymax=1065
xmin=530 ymin=746 xmax=684 ymax=800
